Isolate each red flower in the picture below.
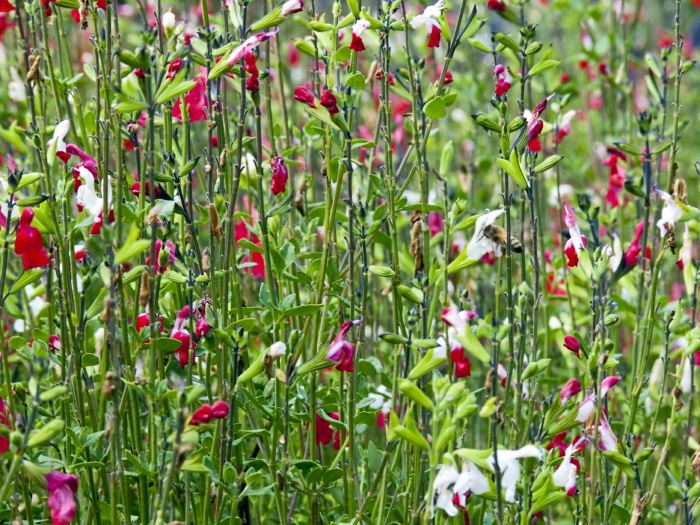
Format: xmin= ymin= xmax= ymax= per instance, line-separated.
xmin=563 ymin=335 xmax=581 ymax=357
xmin=70 ymin=9 xmax=80 ymax=23
xmin=244 ymin=50 xmax=259 ymax=92
xmin=0 ymin=0 xmax=12 ymax=11
xmin=172 ymin=75 xmax=207 ymax=122
xmin=211 ymin=400 xmax=230 ymax=418
xmin=15 ymin=208 xmax=51 ymax=270
xmin=623 ymin=221 xmax=646 ymax=267
xmin=314 ymin=412 xmax=341 ymax=448
xmin=0 ymin=397 xmax=11 ymax=455
xmin=190 ymin=404 xmax=213 ymax=425
xmin=234 ymin=215 xmax=265 ymax=279
xmin=170 ymin=305 xmax=195 ymax=368
xmin=320 ymin=89 xmax=340 ymax=115
xmin=427 ymin=24 xmax=441 ymax=48
xmin=46 ymin=471 xmax=79 ymax=525
xmin=493 ymin=64 xmax=512 ymax=97
xmin=604 ymin=149 xmax=626 ymax=207
xmin=350 ymin=19 xmax=369 ymax=52
xmin=487 ymin=0 xmax=505 ymax=11
xmin=270 ymin=156 xmax=289 ymax=195
xmin=293 ymin=86 xmax=316 ymax=108
xmin=450 ymin=346 xmax=471 ymax=378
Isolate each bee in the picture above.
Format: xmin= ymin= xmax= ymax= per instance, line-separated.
xmin=482 ymin=224 xmax=523 ymax=253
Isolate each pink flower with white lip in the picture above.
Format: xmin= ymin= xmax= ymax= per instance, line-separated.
xmin=576 ymin=393 xmax=595 ymax=422
xmin=280 ymin=0 xmax=303 ymax=16
xmin=600 ymin=376 xmax=620 ymax=397
xmin=326 ymin=319 xmax=362 ymax=372
xmin=560 ymin=378 xmax=582 ymax=402
xmin=49 ymin=334 xmax=61 ymax=351
xmin=226 ymin=30 xmax=278 ymax=66
xmin=410 ymin=0 xmax=444 ymax=48
xmin=493 ymin=64 xmax=512 ymax=97
xmin=46 ymin=471 xmax=79 ymax=525
xmin=563 ymin=203 xmax=587 ymax=268
xmin=441 ymin=306 xmax=475 ymax=331
xmin=598 ymin=411 xmax=617 ymax=451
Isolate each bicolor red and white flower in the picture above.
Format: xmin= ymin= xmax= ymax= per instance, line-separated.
xmin=467 ymin=208 xmax=505 ymax=260
xmin=410 ymin=0 xmax=444 ymax=48
xmin=488 ymin=445 xmax=543 ymax=502
xmin=326 ymin=319 xmax=362 ymax=372
xmin=563 ymin=202 xmax=586 ymax=267
xmin=493 ymin=64 xmax=512 ymax=97
xmin=350 ymin=19 xmax=370 ymax=52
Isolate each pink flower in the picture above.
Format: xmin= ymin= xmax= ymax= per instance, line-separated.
xmin=280 ymin=0 xmax=303 ymax=16
xmin=49 ymin=334 xmax=61 ymax=351
xmin=294 ymin=86 xmax=316 ymax=108
xmin=575 ymin=393 xmax=595 ymax=422
xmin=493 ymin=64 xmax=512 ymax=97
xmin=195 ymin=318 xmax=211 ymax=338
xmin=600 ymin=376 xmax=620 ymax=397
xmin=560 ymin=378 xmax=582 ymax=402
xmin=326 ymin=319 xmax=362 ymax=372
xmin=604 ymin=149 xmax=626 ymax=207
xmin=428 ymin=212 xmax=444 ymax=236
xmin=563 ymin=335 xmax=581 ymax=357
xmin=598 ymin=411 xmax=617 ymax=451
xmin=211 ymin=400 xmax=230 ymax=418
xmin=46 ymin=471 xmax=79 ymax=525
xmin=270 ymin=156 xmax=289 ymax=195
xmin=190 ymin=404 xmax=213 ymax=425
xmin=166 ymin=58 xmax=183 ymax=79
xmin=320 ymin=89 xmax=340 ymax=115
xmin=170 ymin=305 xmax=194 ymax=368
xmin=226 ymin=30 xmax=278 ymax=66
xmin=0 ymin=396 xmax=11 ymax=455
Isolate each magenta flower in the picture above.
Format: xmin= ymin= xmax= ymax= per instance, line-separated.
xmin=320 ymin=89 xmax=340 ymax=115
xmin=294 ymin=86 xmax=316 ymax=108
xmin=600 ymin=376 xmax=620 ymax=397
xmin=46 ymin=471 xmax=79 ymax=525
xmin=563 ymin=335 xmax=581 ymax=357
xmin=195 ymin=317 xmax=211 ymax=338
xmin=326 ymin=319 xmax=362 ymax=372
xmin=270 ymin=156 xmax=289 ymax=195
xmin=493 ymin=64 xmax=512 ymax=97
xmin=598 ymin=411 xmax=617 ymax=451
xmin=575 ymin=393 xmax=595 ymax=422
xmin=486 ymin=0 xmax=506 ymax=11
xmin=560 ymin=378 xmax=582 ymax=402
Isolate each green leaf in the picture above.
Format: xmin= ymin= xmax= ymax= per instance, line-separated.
xmin=424 ymin=96 xmax=446 ymax=120
xmin=115 ymin=239 xmax=150 ymax=265
xmin=454 ymin=327 xmax=490 ymax=364
xmin=282 ymin=304 xmax=323 ymax=318
xmin=155 ymin=80 xmax=196 ymax=105
xmin=528 ymin=59 xmax=559 ymax=77
xmin=155 ymin=338 xmax=186 ymax=352
xmin=345 ymin=72 xmax=366 ymax=90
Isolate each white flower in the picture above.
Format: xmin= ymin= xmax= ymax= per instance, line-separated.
xmin=352 ymin=19 xmax=370 ymax=37
xmin=47 ymin=120 xmax=71 ymax=163
xmin=161 ymin=10 xmax=176 ymax=29
xmin=9 ymin=69 xmax=26 ymax=102
xmin=452 ymin=462 xmax=490 ymax=506
xmin=76 ymin=167 xmax=103 ymax=217
xmin=681 ymin=356 xmax=692 ymax=394
xmin=489 ymin=445 xmax=543 ymax=503
xmin=433 ymin=464 xmax=460 ymax=516
xmin=649 ymin=358 xmax=664 ymax=390
xmin=268 ymin=341 xmax=287 ymax=359
xmin=434 ymin=337 xmax=448 ymax=360
xmin=576 ymin=393 xmax=595 ymax=422
xmin=552 ymin=437 xmax=585 ymax=496
xmin=467 ymin=209 xmax=505 ymax=261
xmin=656 ymin=189 xmax=682 ymax=236
xmin=410 ymin=0 xmax=444 ymax=32
xmin=548 ymin=184 xmax=574 ymax=206
xmin=367 ymin=385 xmax=392 ymax=415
